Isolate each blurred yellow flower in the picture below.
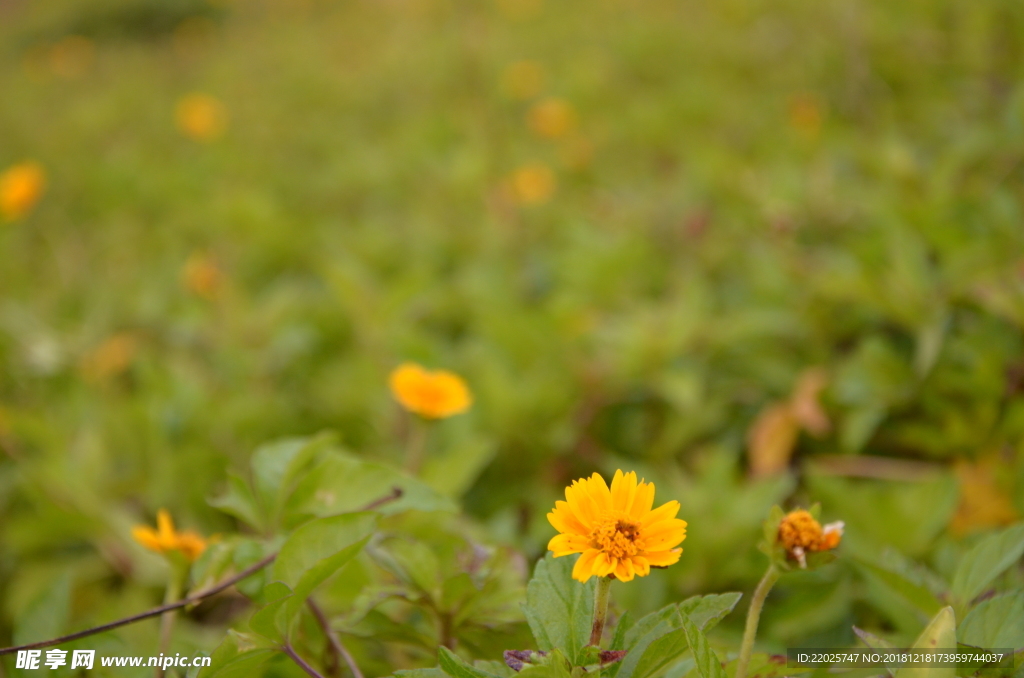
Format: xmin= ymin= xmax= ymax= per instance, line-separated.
xmin=48 ymin=35 xmax=95 ymax=79
xmin=509 ymin=163 xmax=556 ymax=205
xmin=175 ymin=93 xmax=228 ymax=142
xmin=389 ymin=363 xmax=472 ymax=419
xmin=788 ymin=93 xmax=823 ymax=137
xmin=502 ymin=60 xmax=545 ymax=100
xmin=950 ymin=457 xmax=1019 ymax=536
xmin=0 ymin=162 xmax=46 ymax=221
xmin=527 ymin=97 xmax=577 ymax=139
xmin=547 ymin=470 xmax=686 ymax=582
xmin=132 ymin=509 xmax=207 ymax=561
xmin=80 ymin=333 xmax=138 ymax=382
xmin=778 ymin=508 xmax=843 ymax=568
xmin=182 ymin=251 xmax=225 ymax=300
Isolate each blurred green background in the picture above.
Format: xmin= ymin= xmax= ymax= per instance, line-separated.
xmin=2 ymin=0 xmax=1024 ymax=673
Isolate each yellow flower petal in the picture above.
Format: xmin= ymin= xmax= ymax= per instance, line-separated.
xmin=640 ymin=500 xmax=679 ymax=527
xmin=611 ymin=470 xmax=638 ymax=513
xmin=548 ymin=500 xmax=589 ymax=536
xmin=548 ymin=533 xmax=589 ymax=556
xmin=573 ymin=549 xmax=601 ymax=582
xmin=132 ymin=526 xmax=163 ymax=553
xmin=615 ymin=558 xmax=636 ymax=582
xmin=629 ymin=481 xmax=655 ymax=519
xmin=584 ymin=472 xmax=613 ymax=513
xmin=644 ymin=549 xmax=682 ymax=567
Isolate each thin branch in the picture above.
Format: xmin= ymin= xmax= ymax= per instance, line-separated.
xmin=0 ymin=487 xmax=405 ymax=656
xmin=283 ymin=642 xmax=328 ymax=678
xmin=308 ymin=599 xmax=364 ymax=678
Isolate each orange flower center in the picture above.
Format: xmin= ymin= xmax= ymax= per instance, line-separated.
xmin=590 ymin=512 xmax=642 ymax=559
xmin=778 ymin=510 xmax=822 ymax=551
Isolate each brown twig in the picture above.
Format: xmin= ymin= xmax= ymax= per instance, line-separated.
xmin=0 ymin=487 xmax=405 ymax=656
xmin=284 ymin=642 xmax=328 ymax=678
xmin=308 ymin=599 xmax=364 ymax=678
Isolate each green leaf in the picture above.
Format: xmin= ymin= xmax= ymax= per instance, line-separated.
xmin=678 ymin=593 xmax=743 ymax=632
xmin=14 ymin=571 xmax=71 ymax=645
xmin=199 ymin=631 xmax=277 ymax=678
xmin=395 ymin=670 xmax=449 ymax=678
xmin=677 ymin=611 xmax=728 ymax=678
xmin=521 ymin=554 xmax=595 ymax=665
xmin=951 ymin=523 xmax=1024 ymax=605
xmin=209 ymin=472 xmax=264 ymax=531
xmin=958 ymin=591 xmax=1024 ymax=649
xmin=856 ymin=560 xmax=942 ymax=617
xmin=285 ymin=451 xmax=456 ymax=521
xmin=252 ymin=434 xmax=333 ymax=526
xmin=438 ymin=647 xmax=506 ymax=678
xmin=895 ymin=607 xmax=956 ymax=678
xmin=610 ymin=605 xmax=680 ymax=678
xmin=248 ymin=581 xmax=293 ymax=642
xmin=273 ymin=511 xmax=377 ymax=621
xmin=610 ymin=610 xmax=634 ymax=651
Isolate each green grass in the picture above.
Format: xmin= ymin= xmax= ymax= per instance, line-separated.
xmin=1 ymin=0 xmax=1024 ymax=669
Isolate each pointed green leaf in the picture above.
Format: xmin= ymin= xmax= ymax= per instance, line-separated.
xmin=951 ymin=523 xmax=1024 ymax=605
xmin=274 ymin=511 xmax=377 ymax=620
xmin=895 ymin=607 xmax=956 ymax=678
xmin=248 ymin=582 xmax=293 ymax=642
xmin=517 ymin=650 xmax=573 ymax=678
xmin=438 ymin=647 xmax=506 ymax=678
xmin=521 ymin=554 xmax=595 ymax=665
xmin=958 ymin=591 xmax=1024 ymax=649
xmin=209 ymin=472 xmax=264 ymax=531
xmin=252 ymin=434 xmax=334 ymax=525
xmin=678 ymin=593 xmax=743 ymax=632
xmin=856 ymin=560 xmax=942 ymax=616
xmin=677 ymin=611 xmax=727 ymax=678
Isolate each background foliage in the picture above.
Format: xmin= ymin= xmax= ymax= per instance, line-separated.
xmin=2 ymin=0 xmax=1024 ymax=675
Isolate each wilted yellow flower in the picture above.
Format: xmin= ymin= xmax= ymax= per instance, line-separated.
xmin=548 ymin=470 xmax=687 ymax=583
xmin=132 ymin=509 xmax=207 ymax=561
xmin=182 ymin=251 xmax=224 ymax=299
xmin=389 ymin=363 xmax=472 ymax=419
xmin=1 ymin=162 xmax=46 ymax=221
xmin=747 ymin=368 xmax=830 ymax=477
xmin=509 ymin=163 xmax=556 ymax=205
xmin=175 ymin=93 xmax=228 ymax=141
xmin=80 ymin=333 xmax=138 ymax=382
xmin=527 ymin=97 xmax=577 ymax=139
xmin=778 ymin=509 xmax=842 ymax=568
xmin=48 ymin=35 xmax=95 ymax=79
xmin=502 ymin=60 xmax=545 ymax=100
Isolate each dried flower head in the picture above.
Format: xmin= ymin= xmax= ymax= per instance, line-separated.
xmin=132 ymin=509 xmax=207 ymax=562
xmin=548 ymin=470 xmax=686 ymax=582
xmin=389 ymin=363 xmax=472 ymax=419
xmin=778 ymin=508 xmax=843 ymax=568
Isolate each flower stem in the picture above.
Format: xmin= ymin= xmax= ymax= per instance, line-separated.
xmin=735 ymin=564 xmax=780 ymax=678
xmin=404 ymin=418 xmax=428 ymax=474
xmin=155 ymin=568 xmax=183 ymax=678
xmin=590 ymin=576 xmax=613 ymax=646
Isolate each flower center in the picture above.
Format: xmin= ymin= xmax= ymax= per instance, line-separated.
xmin=590 ymin=512 xmax=642 ymax=559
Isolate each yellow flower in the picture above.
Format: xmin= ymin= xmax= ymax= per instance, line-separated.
xmin=389 ymin=363 xmax=472 ymax=419
xmin=175 ymin=93 xmax=228 ymax=142
xmin=132 ymin=509 xmax=207 ymax=561
xmin=79 ymin=332 xmax=138 ymax=382
xmin=509 ymin=163 xmax=556 ymax=205
xmin=1 ymin=162 xmax=46 ymax=221
xmin=527 ymin=97 xmax=577 ymax=139
xmin=547 ymin=470 xmax=687 ymax=583
xmin=182 ymin=251 xmax=225 ymax=300
xmin=777 ymin=509 xmax=842 ymax=568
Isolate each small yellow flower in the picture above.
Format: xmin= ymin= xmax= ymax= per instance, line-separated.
xmin=182 ymin=251 xmax=224 ymax=300
xmin=547 ymin=470 xmax=687 ymax=583
xmin=48 ymin=35 xmax=95 ymax=79
xmin=132 ymin=509 xmax=207 ymax=561
xmin=777 ymin=509 xmax=843 ymax=568
xmin=175 ymin=93 xmax=228 ymax=142
xmin=509 ymin=163 xmax=556 ymax=205
xmin=1 ymin=162 xmax=46 ymax=221
xmin=79 ymin=332 xmax=138 ymax=382
xmin=389 ymin=363 xmax=472 ymax=419
xmin=527 ymin=97 xmax=577 ymax=139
